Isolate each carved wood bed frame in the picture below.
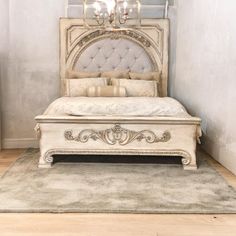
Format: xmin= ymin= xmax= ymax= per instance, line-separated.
xmin=35 ymin=18 xmax=201 ymax=170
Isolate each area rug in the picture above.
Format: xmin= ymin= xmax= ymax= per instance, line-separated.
xmin=0 ymin=149 xmax=236 ymax=213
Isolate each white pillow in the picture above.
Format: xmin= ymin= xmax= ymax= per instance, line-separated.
xmin=67 ymin=78 xmax=109 ymax=96
xmin=111 ymin=78 xmax=159 ymax=97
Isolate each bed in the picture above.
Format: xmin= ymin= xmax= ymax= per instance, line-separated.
xmin=35 ymin=18 xmax=201 ymax=170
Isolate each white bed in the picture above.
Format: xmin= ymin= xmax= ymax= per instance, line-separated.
xmin=35 ymin=18 xmax=201 ymax=170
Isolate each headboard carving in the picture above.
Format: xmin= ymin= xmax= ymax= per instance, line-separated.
xmin=76 ymin=30 xmax=152 ymax=48
xmin=60 ymin=19 xmax=169 ymax=97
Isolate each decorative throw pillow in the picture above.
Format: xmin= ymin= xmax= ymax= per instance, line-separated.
xmin=87 ymin=86 xmax=127 ymax=97
xmin=129 ymin=71 xmax=161 ymax=82
xmin=67 ymin=78 xmax=108 ymax=96
xmin=101 ymin=70 xmax=129 ymax=79
xmin=67 ymin=70 xmax=101 ymax=79
xmin=111 ymin=78 xmax=159 ymax=97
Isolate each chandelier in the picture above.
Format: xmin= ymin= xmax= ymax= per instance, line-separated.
xmin=83 ymin=0 xmax=141 ymax=28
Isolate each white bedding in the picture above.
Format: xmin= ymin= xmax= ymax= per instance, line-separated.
xmin=44 ymin=97 xmax=190 ymax=118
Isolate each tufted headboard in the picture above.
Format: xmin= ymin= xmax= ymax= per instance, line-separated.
xmin=60 ymin=18 xmax=169 ymax=97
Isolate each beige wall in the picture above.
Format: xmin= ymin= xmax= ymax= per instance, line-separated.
xmin=2 ymin=0 xmax=235 ymax=175
xmin=0 ymin=0 xmax=9 ymax=149
xmin=174 ymin=0 xmax=236 ymax=174
xmin=0 ymin=1 xmax=177 ymax=148
xmin=1 ymin=0 xmax=65 ymax=148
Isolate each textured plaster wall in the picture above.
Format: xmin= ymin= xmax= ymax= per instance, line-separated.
xmin=174 ymin=0 xmax=236 ymax=174
xmin=1 ymin=1 xmax=235 ymax=175
xmin=0 ymin=0 xmax=9 ymax=149
xmin=0 ymin=1 xmax=177 ymax=148
xmin=1 ymin=0 xmax=65 ymax=147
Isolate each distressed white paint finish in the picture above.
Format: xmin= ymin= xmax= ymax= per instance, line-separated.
xmin=1 ymin=0 xmax=65 ymax=146
xmin=174 ymin=0 xmax=236 ymax=174
xmin=36 ymin=117 xmax=201 ymax=170
xmin=35 ymin=18 xmax=201 ymax=170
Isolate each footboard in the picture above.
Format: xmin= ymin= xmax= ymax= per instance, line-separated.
xmin=35 ymin=116 xmax=201 ymax=170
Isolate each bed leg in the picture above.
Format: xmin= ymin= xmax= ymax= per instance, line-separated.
xmin=183 ymin=164 xmax=197 ymax=170
xmin=38 ymin=162 xmax=52 ymax=168
xmin=182 ymin=153 xmax=197 ymax=170
xmin=38 ymin=154 xmax=53 ymax=168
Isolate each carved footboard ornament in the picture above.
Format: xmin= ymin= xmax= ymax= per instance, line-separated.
xmin=64 ymin=124 xmax=171 ymax=146
xmin=34 ymin=124 xmax=41 ymax=139
xmin=39 ymin=124 xmax=194 ymax=169
xmin=40 ymin=124 xmax=196 ymax=169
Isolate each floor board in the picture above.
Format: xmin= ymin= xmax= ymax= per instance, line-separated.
xmin=0 ymin=149 xmax=236 ymax=236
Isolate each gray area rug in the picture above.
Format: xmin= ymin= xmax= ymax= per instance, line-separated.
xmin=0 ymin=149 xmax=236 ymax=213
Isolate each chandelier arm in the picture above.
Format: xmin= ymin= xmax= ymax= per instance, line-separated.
xmin=118 ymin=14 xmax=127 ymax=25
xmin=95 ymin=15 xmax=105 ymax=26
xmin=164 ymin=0 xmax=169 ymax=18
xmin=86 ymin=0 xmax=140 ymax=27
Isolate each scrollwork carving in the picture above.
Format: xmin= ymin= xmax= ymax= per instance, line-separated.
xmin=64 ymin=124 xmax=171 ymax=146
xmin=34 ymin=124 xmax=41 ymax=139
xmin=181 ymin=156 xmax=191 ymax=166
xmin=45 ymin=155 xmax=54 ymax=164
xmin=196 ymin=125 xmax=202 ymax=144
xmin=78 ymin=30 xmax=151 ymax=48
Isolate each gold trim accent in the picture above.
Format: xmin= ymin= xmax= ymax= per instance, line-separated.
xmin=196 ymin=125 xmax=202 ymax=144
xmin=60 ymin=19 xmax=170 ymax=96
xmin=64 ymin=124 xmax=171 ymax=146
xmin=34 ymin=124 xmax=41 ymax=139
xmin=36 ymin=116 xmax=201 ymax=125
xmin=71 ymin=29 xmax=158 ymax=73
xmin=77 ymin=29 xmax=151 ymax=48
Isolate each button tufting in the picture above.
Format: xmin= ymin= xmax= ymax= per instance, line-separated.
xmin=75 ymin=38 xmax=153 ymax=73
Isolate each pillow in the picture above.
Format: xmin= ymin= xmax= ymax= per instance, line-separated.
xmin=67 ymin=70 xmax=101 ymax=79
xmin=129 ymin=71 xmax=161 ymax=82
xmin=101 ymin=70 xmax=129 ymax=79
xmin=111 ymin=78 xmax=159 ymax=97
xmin=67 ymin=78 xmax=108 ymax=96
xmin=87 ymin=86 xmax=127 ymax=97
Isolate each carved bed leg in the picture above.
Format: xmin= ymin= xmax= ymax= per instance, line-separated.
xmin=182 ymin=152 xmax=197 ymax=170
xmin=38 ymin=153 xmax=53 ymax=168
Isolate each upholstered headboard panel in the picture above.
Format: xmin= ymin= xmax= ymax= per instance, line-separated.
xmin=74 ymin=38 xmax=153 ymax=73
xmin=60 ymin=18 xmax=169 ymax=96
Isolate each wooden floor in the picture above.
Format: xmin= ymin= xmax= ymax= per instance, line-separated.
xmin=0 ymin=149 xmax=236 ymax=236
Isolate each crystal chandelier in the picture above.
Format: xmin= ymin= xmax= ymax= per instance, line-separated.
xmin=83 ymin=0 xmax=141 ymax=28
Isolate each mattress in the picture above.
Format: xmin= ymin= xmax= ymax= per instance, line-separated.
xmin=44 ymin=97 xmax=190 ymax=118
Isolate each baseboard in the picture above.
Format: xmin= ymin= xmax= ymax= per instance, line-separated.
xmin=2 ymin=138 xmax=39 ymax=149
